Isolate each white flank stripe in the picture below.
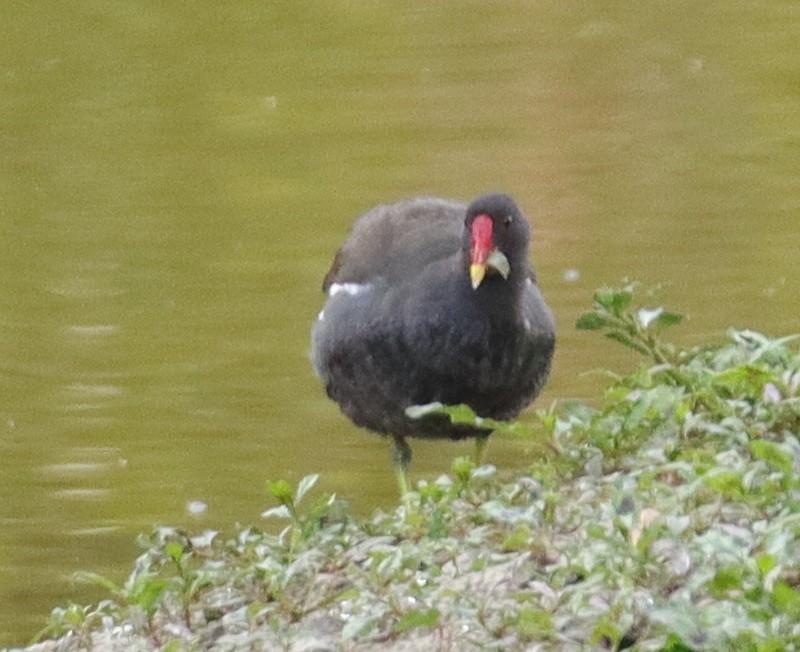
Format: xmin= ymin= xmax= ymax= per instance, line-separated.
xmin=329 ymin=282 xmax=371 ymax=297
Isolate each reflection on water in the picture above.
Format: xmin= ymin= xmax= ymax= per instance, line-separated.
xmin=2 ymin=1 xmax=800 ymax=645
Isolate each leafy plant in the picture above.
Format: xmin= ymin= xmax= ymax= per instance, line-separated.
xmin=27 ymin=285 xmax=800 ymax=651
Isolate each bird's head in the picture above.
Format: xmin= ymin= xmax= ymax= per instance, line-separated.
xmin=465 ymin=193 xmax=530 ymax=290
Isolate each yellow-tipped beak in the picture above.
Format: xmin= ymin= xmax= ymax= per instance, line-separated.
xmin=470 ymin=250 xmax=510 ymax=290
xmin=470 ymin=263 xmax=487 ymax=289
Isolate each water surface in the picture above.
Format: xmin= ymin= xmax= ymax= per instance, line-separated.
xmin=2 ymin=1 xmax=799 ymax=644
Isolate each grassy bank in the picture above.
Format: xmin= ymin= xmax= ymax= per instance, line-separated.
xmin=26 ymin=285 xmax=800 ymax=651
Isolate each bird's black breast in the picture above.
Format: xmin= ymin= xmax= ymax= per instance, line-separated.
xmin=311 ymin=195 xmax=555 ymax=441
xmin=312 ymin=270 xmax=554 ymax=440
xmin=403 ymin=300 xmax=553 ymax=423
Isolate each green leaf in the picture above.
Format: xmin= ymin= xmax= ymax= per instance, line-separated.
xmin=605 ymin=331 xmax=650 ymax=356
xmin=772 ymin=581 xmax=800 ymax=619
xmin=406 ymin=402 xmax=516 ymax=433
xmin=610 ymin=289 xmax=633 ymax=315
xmin=438 ymin=403 xmax=481 ymax=425
xmin=575 ymin=312 xmax=608 ymax=330
xmin=266 ymin=479 xmax=293 ymax=504
xmin=516 ymin=607 xmax=553 ymax=640
xmin=590 ymin=615 xmax=623 ymax=647
xmin=593 ymin=287 xmax=617 ymax=310
xmin=660 ymin=633 xmax=696 ymax=652
xmin=501 ymin=524 xmax=531 ymax=552
xmin=393 ymin=608 xmax=440 ymax=633
xmin=756 ymin=554 xmax=777 ymax=577
xmin=342 ymin=614 xmax=380 ymax=640
xmin=594 ymin=287 xmax=632 ymax=315
xmin=406 ymin=402 xmax=482 ymax=425
xmin=703 ymin=470 xmax=744 ymax=498
xmin=164 ymin=541 xmax=185 ymax=564
xmin=749 ymin=440 xmax=793 ymax=475
xmin=658 ymin=311 xmax=684 ymax=327
xmin=427 ymin=509 xmax=448 ymax=539
xmin=73 ymin=571 xmax=120 ymax=595
xmin=650 ymin=604 xmax=705 ymax=650
xmin=62 ymin=603 xmax=88 ymax=626
xmin=623 ymin=394 xmax=651 ymax=430
xmin=129 ymin=578 xmax=169 ymax=614
xmin=261 ymin=505 xmax=292 ymax=519
xmin=709 ymin=565 xmax=744 ymax=596
xmin=452 ymin=456 xmax=474 ymax=484
xmin=713 ymin=364 xmax=773 ymax=397
xmin=295 ymin=473 xmax=320 ymax=505
xmin=756 ymin=638 xmax=791 ymax=652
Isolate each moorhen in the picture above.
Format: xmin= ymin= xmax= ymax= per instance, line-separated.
xmin=310 ymin=193 xmax=555 ymax=493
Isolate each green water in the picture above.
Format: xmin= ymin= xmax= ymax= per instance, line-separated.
xmin=2 ymin=1 xmax=799 ymax=645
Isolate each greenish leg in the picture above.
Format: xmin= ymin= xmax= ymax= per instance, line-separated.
xmin=391 ymin=436 xmax=412 ymax=497
xmin=474 ymin=434 xmax=489 ymax=466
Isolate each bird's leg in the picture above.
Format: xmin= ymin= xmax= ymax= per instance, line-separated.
xmin=474 ymin=434 xmax=489 ymax=466
xmin=391 ymin=435 xmax=412 ymax=497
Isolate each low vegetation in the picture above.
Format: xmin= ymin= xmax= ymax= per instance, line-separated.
xmin=28 ymin=284 xmax=800 ymax=651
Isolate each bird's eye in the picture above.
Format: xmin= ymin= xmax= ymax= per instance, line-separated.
xmin=504 ymin=215 xmax=514 ymax=227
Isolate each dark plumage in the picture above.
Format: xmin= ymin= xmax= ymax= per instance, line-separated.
xmin=311 ymin=193 xmax=555 ymax=492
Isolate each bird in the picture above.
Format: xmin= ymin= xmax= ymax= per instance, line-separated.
xmin=310 ymin=192 xmax=555 ymax=495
